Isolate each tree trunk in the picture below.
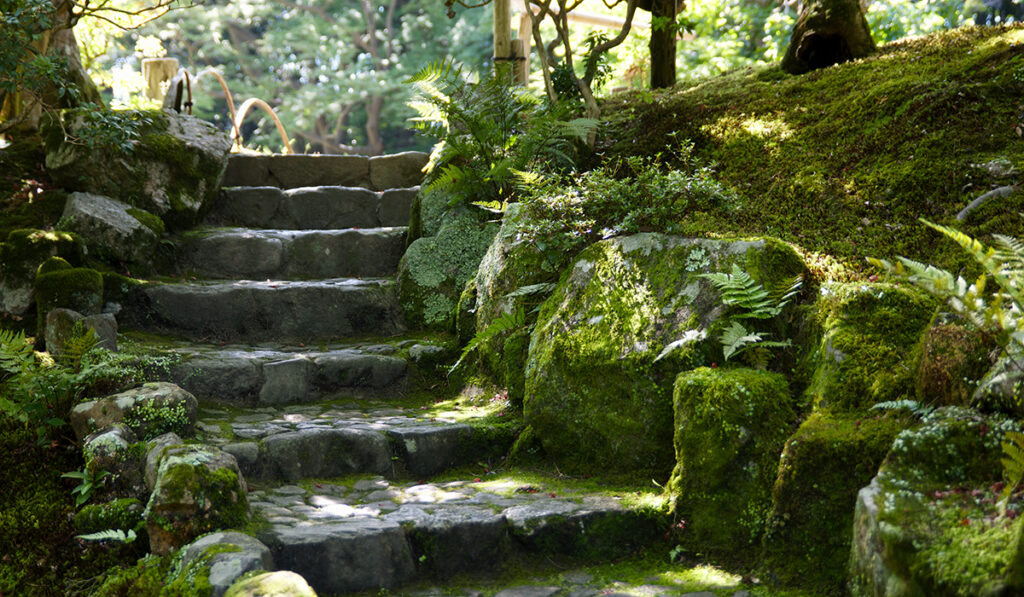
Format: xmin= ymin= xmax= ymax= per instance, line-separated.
xmin=648 ymin=0 xmax=678 ymax=89
xmin=781 ymin=0 xmax=875 ymax=75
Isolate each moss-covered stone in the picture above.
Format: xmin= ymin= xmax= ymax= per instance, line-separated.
xmin=912 ymin=322 xmax=994 ymax=408
xmin=0 ymin=229 xmax=84 ymax=328
xmin=762 ymin=410 xmax=909 ymax=593
xmin=74 ymin=498 xmax=146 ymax=538
xmin=668 ymin=367 xmax=797 ymax=554
xmin=397 ymin=213 xmax=500 ymax=330
xmin=804 ymin=283 xmax=937 ymax=411
xmin=224 ymin=571 xmax=317 ymax=597
xmin=145 ymin=446 xmax=249 ymax=556
xmin=34 ymin=267 xmax=103 ymax=338
xmin=126 ymin=208 xmax=166 ymax=237
xmin=524 ymin=234 xmax=807 ymax=476
xmin=36 ymin=256 xmax=72 ymax=276
xmin=849 ymin=407 xmax=1024 ymax=596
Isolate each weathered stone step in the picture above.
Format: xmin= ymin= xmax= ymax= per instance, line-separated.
xmin=221 ymin=151 xmax=428 ymax=191
xmin=197 ymin=403 xmax=506 ymax=481
xmin=249 ymin=476 xmax=657 ymax=594
xmin=208 ymin=186 xmax=417 ymax=230
xmin=119 ymin=278 xmax=405 ymax=342
xmin=178 ymin=227 xmax=406 ymax=279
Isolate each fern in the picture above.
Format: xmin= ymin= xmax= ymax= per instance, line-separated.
xmin=1000 ymin=430 xmax=1024 ymax=516
xmin=76 ymin=528 xmax=137 ymax=543
xmin=870 ymin=399 xmax=936 ymax=418
xmin=449 ymin=305 xmax=526 ymax=374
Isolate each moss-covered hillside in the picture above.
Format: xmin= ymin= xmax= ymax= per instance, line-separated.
xmin=601 ymin=24 xmax=1024 ymax=275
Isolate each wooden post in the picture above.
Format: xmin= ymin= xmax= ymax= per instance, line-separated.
xmin=494 ymin=0 xmax=512 ymax=75
xmin=514 ymin=9 xmax=532 ymax=85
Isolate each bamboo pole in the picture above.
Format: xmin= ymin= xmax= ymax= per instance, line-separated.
xmin=494 ymin=0 xmax=512 ymax=74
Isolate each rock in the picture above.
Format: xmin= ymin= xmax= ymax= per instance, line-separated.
xmin=912 ymin=322 xmax=993 ymax=408
xmin=397 ymin=209 xmax=500 ymax=329
xmin=260 ymin=518 xmax=415 ymax=593
xmin=45 ymin=109 xmax=232 ymax=230
xmin=176 ymin=531 xmax=274 ymax=597
xmin=83 ymin=424 xmax=146 ymax=501
xmin=524 ymin=234 xmax=807 ymax=474
xmin=0 ymin=228 xmax=83 ymax=324
xmin=387 ymin=504 xmax=506 ymax=579
xmin=504 ymin=497 xmax=654 ymax=559
xmin=145 ymin=445 xmax=249 ymax=555
xmin=805 ymin=283 xmax=936 ymax=410
xmin=368 ymin=151 xmax=428 ymax=190
xmin=73 ymin=497 xmax=146 ymax=537
xmin=70 ymin=382 xmax=198 ymax=442
xmin=848 ymin=407 xmax=1024 ymax=596
xmin=668 ymin=367 xmax=796 ymax=555
xmin=45 ymin=308 xmax=117 ymax=357
xmin=973 ymin=352 xmax=1024 ymax=417
xmin=378 ymin=187 xmax=418 ymax=227
xmin=262 ymin=428 xmax=391 ymax=481
xmin=761 ymin=411 xmax=907 ymax=592
xmin=386 ymin=425 xmax=473 ymax=477
xmin=145 ymin=432 xmax=184 ymax=490
xmin=259 ymin=357 xmax=312 ymax=405
xmin=34 ymin=266 xmax=103 ymax=339
xmin=493 ymin=588 xmax=561 ymax=597
xmin=224 ymin=570 xmax=318 ymax=597
xmin=57 ymin=192 xmax=162 ymax=266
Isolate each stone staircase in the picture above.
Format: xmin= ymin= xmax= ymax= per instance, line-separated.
xmin=119 ymin=152 xmax=656 ymax=595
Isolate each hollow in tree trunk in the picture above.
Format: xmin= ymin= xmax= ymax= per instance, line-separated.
xmin=781 ymin=0 xmax=875 ymax=75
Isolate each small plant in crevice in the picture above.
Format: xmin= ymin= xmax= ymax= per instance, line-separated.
xmin=450 ymin=304 xmax=527 ymax=375
xmin=61 ymin=467 xmax=110 ymax=508
xmin=700 ymin=264 xmax=803 ymax=368
xmin=124 ymin=400 xmax=191 ymax=441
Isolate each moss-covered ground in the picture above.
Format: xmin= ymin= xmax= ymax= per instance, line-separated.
xmin=600 ymin=23 xmax=1024 ymax=277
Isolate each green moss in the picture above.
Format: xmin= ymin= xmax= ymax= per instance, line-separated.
xmin=74 ymin=498 xmax=146 ymax=536
xmin=804 ymin=283 xmax=937 ymax=410
xmin=668 ymin=367 xmax=797 ymax=556
xmin=102 ymin=271 xmax=147 ymax=306
xmin=34 ymin=267 xmax=103 ymax=335
xmin=36 ymin=255 xmax=72 ymax=276
xmin=0 ymin=229 xmax=83 ymax=283
xmin=126 ymin=208 xmax=166 ymax=237
xmin=911 ymin=323 xmax=995 ymax=408
xmin=761 ymin=410 xmax=909 ymax=594
xmin=91 ymin=554 xmax=170 ymax=597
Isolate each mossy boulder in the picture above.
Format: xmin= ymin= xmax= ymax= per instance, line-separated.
xmin=45 ymin=109 xmax=232 ymax=230
xmin=849 ymin=407 xmax=1024 ymax=596
xmin=0 ymin=229 xmax=83 ymax=325
xmin=45 ymin=309 xmax=117 ymax=357
xmin=470 ymin=203 xmax=574 ymax=402
xmin=804 ymin=283 xmax=937 ymax=411
xmin=912 ymin=322 xmax=994 ymax=408
xmin=145 ymin=445 xmax=249 ymax=555
xmin=225 ymin=571 xmax=317 ymax=597
xmin=668 ymin=366 xmax=797 ymax=554
xmin=170 ymin=531 xmax=274 ymax=597
xmin=34 ymin=266 xmax=103 ymax=340
xmin=397 ymin=209 xmax=500 ymax=329
xmin=762 ymin=410 xmax=908 ymax=593
xmin=82 ymin=424 xmax=146 ymax=501
xmin=57 ymin=192 xmax=162 ymax=268
xmin=70 ymin=382 xmax=198 ymax=443
xmin=524 ymin=234 xmax=807 ymax=475
xmin=74 ymin=497 xmax=147 ymax=541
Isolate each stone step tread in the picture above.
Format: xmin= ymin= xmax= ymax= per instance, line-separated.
xmin=118 ymin=277 xmax=405 ymax=343
xmin=209 ymin=185 xmax=417 ymax=230
xmin=151 ymin=340 xmax=447 ymax=406
xmin=222 ymin=151 xmax=428 ymax=190
xmin=250 ymin=474 xmax=659 ymax=595
xmin=197 ymin=401 xmax=505 ymax=481
xmin=177 ymin=227 xmax=407 ymax=280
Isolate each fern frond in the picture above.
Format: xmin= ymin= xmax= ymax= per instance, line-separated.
xmin=449 ymin=306 xmax=527 ymax=374
xmin=76 ymin=529 xmax=137 ymax=543
xmin=404 ymin=57 xmax=461 ymax=86
xmin=869 ymin=399 xmax=935 ymax=418
xmin=701 ymin=264 xmax=775 ymax=318
xmin=720 ymin=321 xmax=763 ymax=361
xmin=1000 ymin=430 xmax=1024 ymax=515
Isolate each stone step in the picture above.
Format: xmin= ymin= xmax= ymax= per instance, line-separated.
xmin=197 ymin=403 xmax=509 ymax=481
xmin=119 ymin=278 xmax=405 ymax=342
xmin=156 ymin=341 xmax=437 ymax=406
xmin=178 ymin=227 xmax=406 ymax=280
xmin=221 ymin=152 xmax=428 ymax=191
xmin=208 ymin=186 xmax=417 ymax=230
xmin=249 ymin=476 xmax=658 ymax=595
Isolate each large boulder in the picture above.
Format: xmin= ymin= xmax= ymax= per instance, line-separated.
xmin=34 ymin=266 xmax=103 ymax=339
xmin=57 ymin=192 xmax=163 ymax=267
xmin=145 ymin=445 xmax=249 ymax=555
xmin=45 ymin=109 xmax=232 ymax=230
xmin=225 ymin=571 xmax=317 ymax=597
xmin=848 ymin=407 xmax=1024 ymax=596
xmin=45 ymin=308 xmax=117 ymax=358
xmin=804 ymin=283 xmax=936 ymax=411
xmin=0 ymin=229 xmax=83 ymax=326
xmin=669 ymin=367 xmax=797 ymax=554
xmin=172 ymin=532 xmax=274 ymax=597
xmin=524 ymin=234 xmax=807 ymax=475
xmin=83 ymin=424 xmax=146 ymax=501
xmin=70 ymin=382 xmax=198 ymax=442
xmin=397 ymin=204 xmax=499 ymax=329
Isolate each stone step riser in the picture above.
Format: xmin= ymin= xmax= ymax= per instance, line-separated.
xmin=219 ymin=424 xmax=477 ymax=482
xmin=165 ymin=350 xmax=408 ymax=407
xmin=256 ymin=498 xmax=656 ymax=594
xmin=222 ymin=152 xmax=428 ymax=191
xmin=120 ymin=279 xmax=405 ymax=342
xmin=208 ymin=186 xmax=416 ymax=230
xmin=179 ymin=228 xmax=406 ymax=280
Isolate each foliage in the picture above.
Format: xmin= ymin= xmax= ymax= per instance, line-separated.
xmin=451 ymin=304 xmax=526 ymax=374
xmin=518 ymin=150 xmax=737 ymax=256
xmin=700 ymin=264 xmax=802 ymax=366
xmin=407 ymin=58 xmax=597 ymax=209
xmin=870 ymin=399 xmax=937 ymax=419
xmin=869 ymin=221 xmax=1024 ymax=399
xmin=1000 ymin=430 xmax=1024 ymax=515
xmin=61 ymin=467 xmax=111 ymax=508
xmin=123 ymin=398 xmax=190 ymax=441
xmin=77 ymin=528 xmax=138 ymax=543
xmin=60 ymin=107 xmax=158 ymax=154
